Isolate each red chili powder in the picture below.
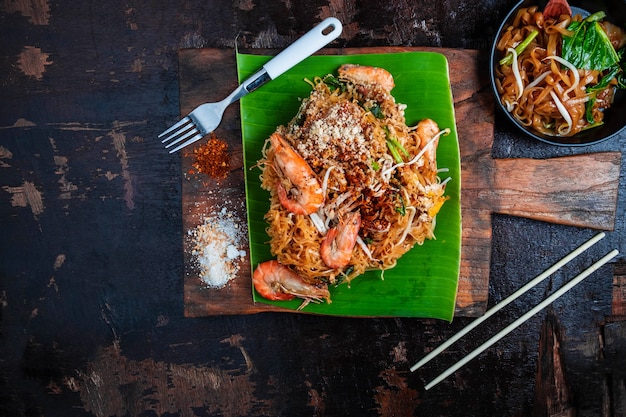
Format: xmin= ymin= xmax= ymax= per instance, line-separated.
xmin=191 ymin=133 xmax=230 ymax=179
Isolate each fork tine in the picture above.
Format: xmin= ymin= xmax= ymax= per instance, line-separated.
xmin=160 ymin=125 xmax=194 ymax=145
xmin=161 ymin=126 xmax=195 ymax=146
xmin=164 ymin=126 xmax=200 ymax=149
xmin=158 ymin=116 xmax=191 ymax=139
xmin=168 ymin=132 xmax=204 ymax=154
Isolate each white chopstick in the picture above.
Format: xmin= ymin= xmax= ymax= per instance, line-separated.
xmin=424 ymin=248 xmax=619 ymax=390
xmin=410 ymin=232 xmax=606 ymax=373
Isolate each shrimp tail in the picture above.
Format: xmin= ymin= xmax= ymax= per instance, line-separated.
xmin=253 ymin=260 xmax=331 ymax=307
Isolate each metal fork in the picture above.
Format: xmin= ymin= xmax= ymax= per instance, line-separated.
xmin=159 ymin=17 xmax=343 ymax=153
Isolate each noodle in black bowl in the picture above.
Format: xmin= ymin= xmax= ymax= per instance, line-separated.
xmin=490 ymin=0 xmax=626 ymax=146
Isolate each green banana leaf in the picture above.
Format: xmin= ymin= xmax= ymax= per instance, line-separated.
xmin=237 ymin=51 xmax=461 ymax=320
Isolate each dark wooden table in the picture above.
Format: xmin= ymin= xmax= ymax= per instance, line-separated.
xmin=1 ymin=1 xmax=625 ymax=416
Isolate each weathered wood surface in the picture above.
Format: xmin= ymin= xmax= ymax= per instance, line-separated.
xmin=181 ymin=47 xmax=621 ymax=317
xmin=2 ymin=0 xmax=626 ymax=415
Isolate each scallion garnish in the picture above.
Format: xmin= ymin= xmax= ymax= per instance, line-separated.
xmin=499 ymin=30 xmax=539 ymax=66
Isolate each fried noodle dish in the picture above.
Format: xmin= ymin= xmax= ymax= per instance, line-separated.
xmin=252 ymin=64 xmax=451 ymax=309
xmin=494 ymin=3 xmax=625 ymax=137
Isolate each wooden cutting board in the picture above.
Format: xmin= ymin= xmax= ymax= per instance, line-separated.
xmin=179 ymin=47 xmax=621 ymax=318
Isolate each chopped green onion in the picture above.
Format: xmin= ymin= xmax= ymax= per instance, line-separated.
xmin=499 ymin=30 xmax=539 ymax=66
xmin=368 ymin=103 xmax=384 ymax=119
xmin=581 ymin=120 xmax=604 ymax=131
xmin=395 ymin=194 xmax=406 ymax=216
xmin=387 ymin=140 xmax=403 ymax=164
xmin=585 ymin=11 xmax=607 ymax=23
xmin=384 ymin=126 xmax=409 ymax=163
xmin=388 ymin=137 xmax=409 ymax=158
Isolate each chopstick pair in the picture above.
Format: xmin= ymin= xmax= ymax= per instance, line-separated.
xmin=411 ymin=232 xmax=619 ymax=390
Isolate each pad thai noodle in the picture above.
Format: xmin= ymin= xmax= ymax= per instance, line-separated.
xmin=252 ymin=64 xmax=451 ymax=307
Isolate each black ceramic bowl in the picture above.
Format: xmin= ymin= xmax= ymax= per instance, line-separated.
xmin=490 ymin=0 xmax=626 ymax=146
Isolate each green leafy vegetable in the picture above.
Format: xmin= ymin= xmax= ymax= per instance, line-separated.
xmin=588 ymin=65 xmax=621 ymax=93
xmin=322 ymin=74 xmax=346 ymax=92
xmin=584 ymin=65 xmax=620 ymax=124
xmin=562 ymin=12 xmax=620 ymax=70
xmin=561 ymin=12 xmax=625 ymax=124
xmin=585 ymin=95 xmax=597 ymax=124
xmin=617 ymin=51 xmax=626 ymax=89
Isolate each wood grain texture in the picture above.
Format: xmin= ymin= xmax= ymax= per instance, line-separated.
xmin=180 ymin=47 xmax=621 ymax=317
xmin=613 ymin=260 xmax=626 ymax=318
xmin=2 ymin=1 xmax=626 ymax=415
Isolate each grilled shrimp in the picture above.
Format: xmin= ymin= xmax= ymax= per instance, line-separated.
xmin=270 ymin=133 xmax=324 ymax=215
xmin=338 ymin=64 xmax=395 ymax=92
xmin=320 ymin=211 xmax=361 ymax=269
xmin=416 ymin=118 xmax=440 ymax=176
xmin=253 ymin=260 xmax=331 ymax=308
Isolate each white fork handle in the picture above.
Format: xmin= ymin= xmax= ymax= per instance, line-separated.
xmin=263 ymin=17 xmax=342 ymax=79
